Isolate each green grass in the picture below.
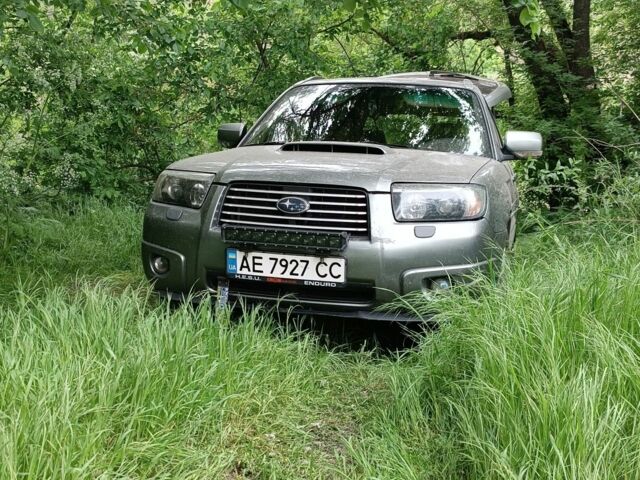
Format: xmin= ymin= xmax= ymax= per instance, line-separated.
xmin=414 ymin=218 xmax=640 ymax=478
xmin=1 ymin=198 xmax=639 ymax=478
xmin=0 ymin=202 xmax=142 ymax=306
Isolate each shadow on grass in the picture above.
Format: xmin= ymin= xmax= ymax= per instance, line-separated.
xmin=237 ymin=305 xmax=434 ymax=353
xmin=169 ymin=295 xmax=436 ymax=354
xmin=280 ymin=314 xmax=433 ymax=353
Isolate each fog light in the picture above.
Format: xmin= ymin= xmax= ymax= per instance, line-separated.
xmin=431 ymin=277 xmax=451 ymax=290
xmin=152 ymin=255 xmax=169 ymax=274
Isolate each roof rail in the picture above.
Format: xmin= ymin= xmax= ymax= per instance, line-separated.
xmin=381 ymin=71 xmax=512 ymax=107
xmin=293 ymin=76 xmax=323 ymax=86
xmin=383 ymin=70 xmax=486 ymax=82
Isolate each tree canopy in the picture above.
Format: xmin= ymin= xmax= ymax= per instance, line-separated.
xmin=1 ymin=0 xmax=638 ymax=208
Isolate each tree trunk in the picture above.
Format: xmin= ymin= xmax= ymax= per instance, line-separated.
xmin=570 ymin=0 xmax=600 ymax=116
xmin=502 ymin=0 xmax=609 ymax=207
xmin=502 ymin=47 xmax=515 ymax=106
xmin=572 ymin=0 xmax=595 ymax=83
xmin=501 ymin=0 xmax=569 ymax=121
xmin=541 ymin=0 xmax=599 ymax=112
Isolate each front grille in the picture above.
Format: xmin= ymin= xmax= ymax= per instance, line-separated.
xmin=220 ymin=182 xmax=370 ymax=237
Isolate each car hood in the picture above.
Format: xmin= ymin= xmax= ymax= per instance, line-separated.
xmin=167 ymin=144 xmax=491 ymax=192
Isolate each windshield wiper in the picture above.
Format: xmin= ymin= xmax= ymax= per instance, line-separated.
xmin=361 ymin=141 xmax=442 ymax=152
xmin=245 ymin=142 xmax=285 ymax=146
xmin=247 ymin=141 xmax=431 ymax=151
xmin=360 ymin=141 xmax=412 ymax=150
xmin=382 ymin=143 xmax=413 ymax=149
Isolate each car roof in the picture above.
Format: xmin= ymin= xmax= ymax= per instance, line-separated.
xmin=297 ymin=71 xmax=512 ymax=108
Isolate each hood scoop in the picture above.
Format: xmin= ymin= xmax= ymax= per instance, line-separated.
xmin=281 ymin=141 xmax=385 ymax=155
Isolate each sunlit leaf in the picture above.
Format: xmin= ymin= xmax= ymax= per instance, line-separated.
xmin=28 ymin=14 xmax=44 ymax=33
xmin=229 ymin=0 xmax=249 ymax=10
xmin=519 ymin=8 xmax=533 ymax=26
xmin=343 ymin=0 xmax=356 ymax=12
xmin=530 ymin=21 xmax=541 ymax=38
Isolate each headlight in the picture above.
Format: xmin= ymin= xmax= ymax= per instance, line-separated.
xmin=152 ymin=171 xmax=214 ymax=208
xmin=391 ymin=183 xmax=486 ymax=222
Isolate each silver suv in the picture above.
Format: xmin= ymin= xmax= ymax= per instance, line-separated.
xmin=142 ymin=72 xmax=542 ymax=320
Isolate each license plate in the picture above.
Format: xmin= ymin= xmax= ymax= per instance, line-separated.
xmin=226 ymin=249 xmax=346 ymax=287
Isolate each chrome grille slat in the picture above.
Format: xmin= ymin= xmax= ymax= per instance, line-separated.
xmin=308 ymin=209 xmax=366 ymax=215
xmin=222 ymin=211 xmax=367 ymax=223
xmin=226 ymin=195 xmax=366 ymax=206
xmin=226 ymin=195 xmax=272 ymax=201
xmin=310 ymin=201 xmax=367 ymax=207
xmin=225 ymin=203 xmax=278 ymax=211
xmin=220 ymin=182 xmax=370 ymax=237
xmin=221 ymin=219 xmax=368 ymax=232
xmin=229 ymin=187 xmax=365 ymax=198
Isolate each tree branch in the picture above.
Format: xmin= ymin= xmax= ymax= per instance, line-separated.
xmin=317 ymin=14 xmax=354 ymax=35
xmin=503 ymin=47 xmax=516 ymax=106
xmin=332 ymin=34 xmax=358 ymax=76
xmin=540 ymin=0 xmax=574 ymax=60
xmin=369 ymin=27 xmax=429 ymax=65
xmin=64 ymin=10 xmax=78 ymax=32
xmin=452 ymin=30 xmax=493 ymax=41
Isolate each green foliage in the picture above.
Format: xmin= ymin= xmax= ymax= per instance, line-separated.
xmin=1 ymin=284 xmax=369 ymax=477
xmin=0 ymin=0 xmax=343 ymax=203
xmin=0 ymin=0 xmax=638 ymax=212
xmin=0 ymin=198 xmax=142 ymax=300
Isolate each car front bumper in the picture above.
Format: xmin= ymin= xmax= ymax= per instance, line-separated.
xmin=142 ymin=186 xmax=501 ymax=317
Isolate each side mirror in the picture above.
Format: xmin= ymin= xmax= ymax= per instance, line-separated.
xmin=504 ymin=131 xmax=543 ymax=158
xmin=217 ymin=123 xmax=247 ymax=149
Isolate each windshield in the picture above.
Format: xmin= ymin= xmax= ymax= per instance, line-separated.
xmin=244 ymin=84 xmax=491 ymax=157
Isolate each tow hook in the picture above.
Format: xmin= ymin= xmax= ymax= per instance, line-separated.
xmin=216 ymin=277 xmax=230 ymax=310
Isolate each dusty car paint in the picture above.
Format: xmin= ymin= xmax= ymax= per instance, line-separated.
xmin=167 ymin=146 xmax=492 ymax=192
xmin=142 ymin=72 xmax=537 ymax=320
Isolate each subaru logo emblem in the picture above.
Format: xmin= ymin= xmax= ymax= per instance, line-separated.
xmin=277 ymin=196 xmax=309 ymax=214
